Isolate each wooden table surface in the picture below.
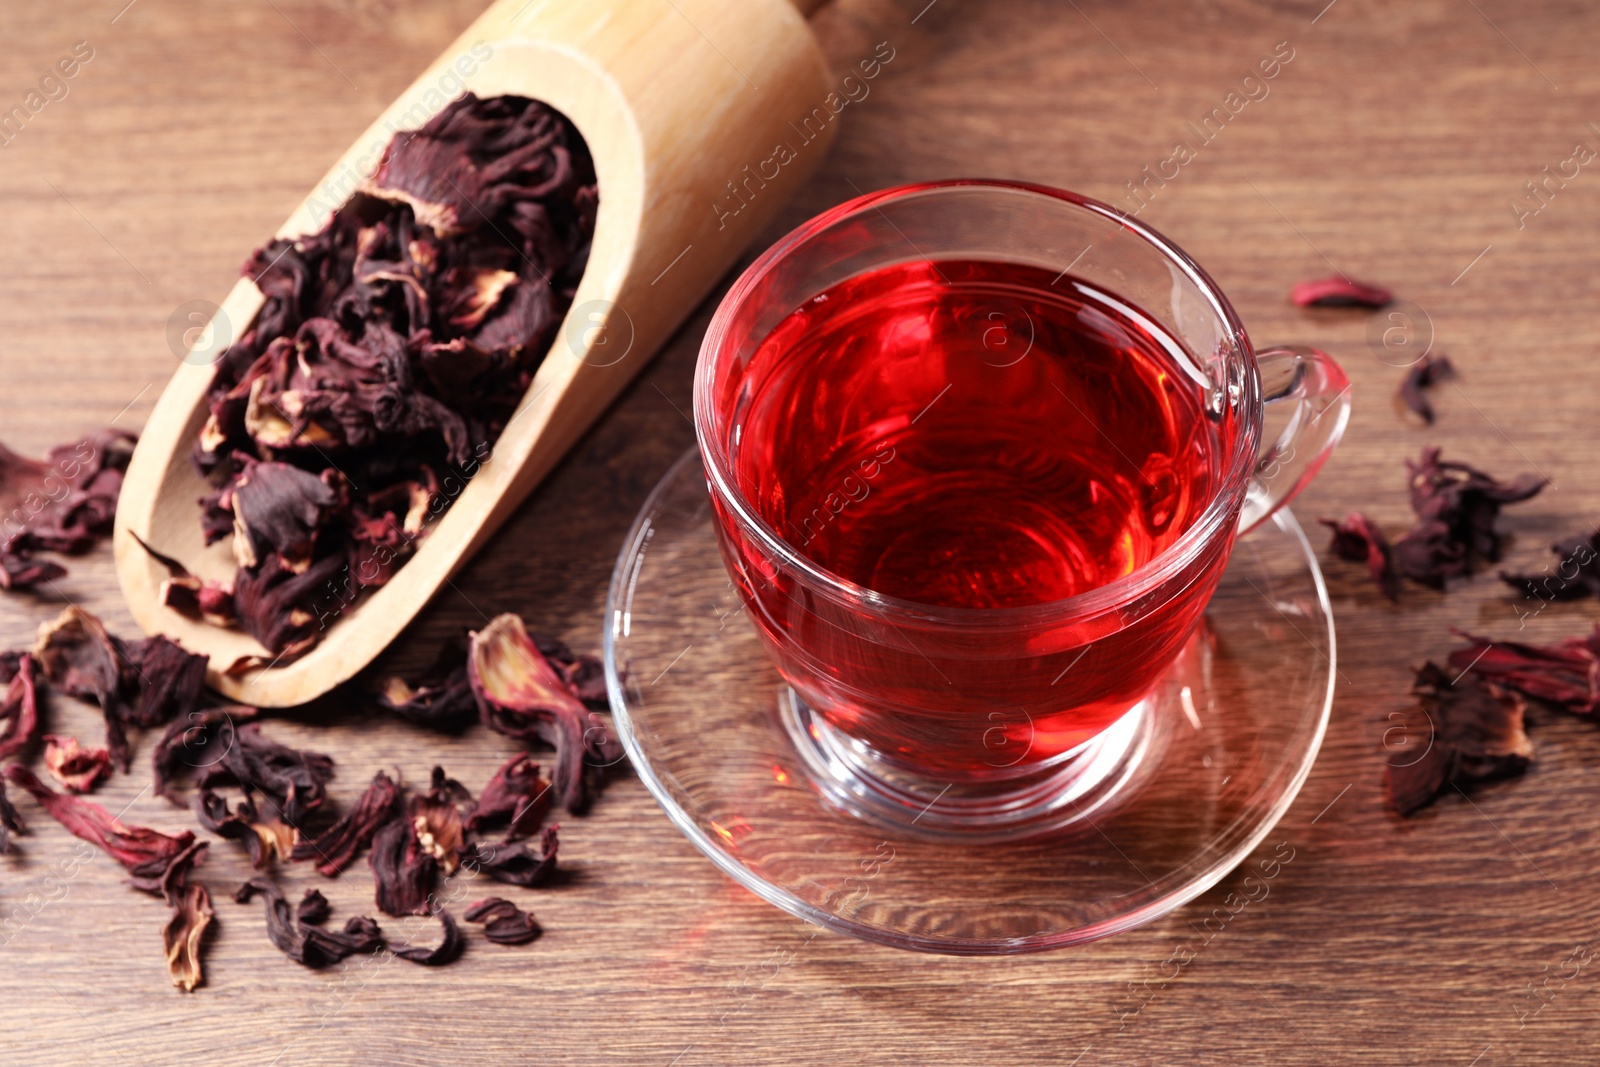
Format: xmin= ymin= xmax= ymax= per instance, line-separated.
xmin=4 ymin=0 xmax=1599 ymax=1063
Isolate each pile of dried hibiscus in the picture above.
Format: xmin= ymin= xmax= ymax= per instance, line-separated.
xmin=0 ymin=602 xmax=618 ymax=990
xmin=164 ymin=92 xmax=597 ymax=669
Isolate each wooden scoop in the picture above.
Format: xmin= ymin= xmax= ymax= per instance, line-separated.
xmin=113 ymin=0 xmax=837 ymax=706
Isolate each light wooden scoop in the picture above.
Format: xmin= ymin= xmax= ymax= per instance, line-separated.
xmin=114 ymin=0 xmax=837 ymax=706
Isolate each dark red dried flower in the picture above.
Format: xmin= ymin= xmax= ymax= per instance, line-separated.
xmin=464 ymin=897 xmax=542 ymax=945
xmin=160 ymin=841 xmax=214 ymax=992
xmin=387 ymin=908 xmax=464 ymax=966
xmin=131 ymin=533 xmax=238 ymax=629
xmin=409 ymin=766 xmax=472 ymax=876
xmin=151 ymin=705 xmax=259 ymax=805
xmin=1320 ymin=512 xmax=1398 ymax=600
xmin=1446 ymin=627 xmax=1600 ymax=715
xmin=1391 ymin=448 xmax=1546 ymax=589
xmin=0 ymin=429 xmax=134 ymax=590
xmin=1398 ymin=354 xmax=1455 ymax=424
xmin=291 ymin=769 xmax=401 ymax=876
xmin=0 ymin=554 xmax=67 ymax=590
xmin=235 ymin=878 xmax=387 ymax=969
xmin=34 ymin=606 xmax=210 ymax=771
xmin=1501 ymin=528 xmax=1600 ymax=604
xmin=462 ymin=824 xmax=559 ymax=888
xmin=0 ymin=653 xmax=40 ymax=763
xmin=199 ymin=721 xmax=335 ymax=827
xmin=195 ymin=786 xmax=297 ymax=868
xmin=5 ymin=764 xmax=198 ymax=891
xmin=43 ymin=735 xmax=112 ymax=793
xmin=1291 ymin=276 xmax=1393 ymax=308
xmin=468 ymin=613 xmax=622 ymax=813
xmin=1385 ymin=663 xmax=1533 ymax=816
xmin=378 ymin=638 xmax=476 ymax=731
xmin=369 ymin=812 xmax=437 ymax=917
xmin=467 ymin=752 xmax=551 ymax=841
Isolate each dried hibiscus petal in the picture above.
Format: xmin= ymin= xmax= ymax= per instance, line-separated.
xmin=388 ymin=908 xmax=464 ymax=966
xmin=291 ymin=769 xmax=400 ymax=876
xmin=35 ymin=606 xmax=210 ymax=771
xmin=5 ymin=764 xmax=197 ymax=891
xmin=131 ymin=533 xmax=238 ymax=628
xmin=1320 ymin=512 xmax=1398 ymax=600
xmin=378 ymin=639 xmax=476 ymax=731
xmin=0 ymin=652 xmax=41 ymax=763
xmin=151 ymin=705 xmax=258 ymax=805
xmin=160 ymin=841 xmax=213 ymax=992
xmin=1385 ymin=663 xmax=1533 ymax=816
xmin=234 ymin=878 xmax=387 ymax=968
xmin=468 ymin=613 xmax=622 ymax=813
xmin=43 ymin=735 xmax=112 ymax=793
xmin=464 ymin=897 xmax=542 ymax=945
xmin=203 ymin=721 xmax=334 ymax=826
xmin=1290 ymin=276 xmax=1393 ymax=308
xmin=467 ymin=752 xmax=551 ymax=840
xmin=462 ymin=824 xmax=559 ymax=888
xmin=196 ymin=785 xmax=297 ymax=868
xmin=1446 ymin=627 xmax=1600 ymax=714
xmin=1398 ymin=354 xmax=1455 ymax=424
xmin=0 ymin=553 xmax=66 ymax=591
xmin=1502 ymin=528 xmax=1600 ymax=603
xmin=0 ymin=428 xmax=134 ymax=589
xmin=369 ymin=812 xmax=437 ymax=917
xmin=410 ymin=766 xmax=471 ymax=875
xmin=1391 ymin=448 xmax=1545 ymax=589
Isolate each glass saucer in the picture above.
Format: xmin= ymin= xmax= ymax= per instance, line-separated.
xmin=603 ymin=447 xmax=1334 ymax=955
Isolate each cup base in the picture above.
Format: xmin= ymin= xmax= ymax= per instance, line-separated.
xmin=778 ymin=690 xmax=1156 ymax=844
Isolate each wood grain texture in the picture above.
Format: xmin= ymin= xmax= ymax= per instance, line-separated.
xmin=2 ymin=0 xmax=1598 ymax=1064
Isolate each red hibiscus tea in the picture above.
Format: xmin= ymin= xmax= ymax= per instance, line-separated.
xmin=710 ymin=258 xmax=1238 ymax=778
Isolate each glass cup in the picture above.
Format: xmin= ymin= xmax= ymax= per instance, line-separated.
xmin=692 ymin=179 xmax=1349 ymax=838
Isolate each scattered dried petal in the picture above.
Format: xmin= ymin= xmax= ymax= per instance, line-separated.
xmin=467 ymin=752 xmax=551 ymax=840
xmin=1385 ymin=663 xmax=1533 ymax=816
xmin=35 ymin=606 xmax=210 ymax=771
xmin=0 ymin=653 xmax=41 ymax=763
xmin=1446 ymin=627 xmax=1600 ymax=714
xmin=378 ymin=639 xmax=476 ymax=731
xmin=160 ymin=842 xmax=213 ymax=992
xmin=1391 ymin=448 xmax=1546 ymax=589
xmin=469 ymin=613 xmax=622 ymax=813
xmin=464 ymin=897 xmax=542 ymax=945
xmin=5 ymin=764 xmax=197 ymax=891
xmin=410 ymin=766 xmax=471 ymax=874
xmin=151 ymin=705 xmax=259 ymax=805
xmin=0 ymin=429 xmax=135 ymax=589
xmin=1502 ymin=528 xmax=1600 ymax=603
xmin=196 ymin=785 xmax=297 ymax=868
xmin=1290 ymin=276 xmax=1393 ymax=308
xmin=387 ymin=908 xmax=464 ymax=966
xmin=369 ymin=813 xmax=438 ymax=917
xmin=234 ymin=878 xmax=388 ymax=968
xmin=1398 ymin=354 xmax=1455 ymax=424
xmin=291 ymin=769 xmax=401 ymax=876
xmin=462 ymin=824 xmax=559 ymax=888
xmin=1320 ymin=512 xmax=1398 ymax=600
xmin=43 ymin=735 xmax=112 ymax=793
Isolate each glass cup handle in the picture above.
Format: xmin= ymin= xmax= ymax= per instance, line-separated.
xmin=1239 ymin=345 xmax=1351 ymax=535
